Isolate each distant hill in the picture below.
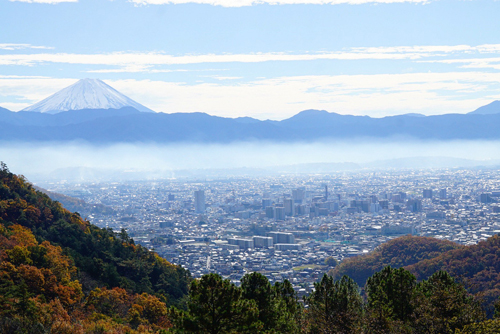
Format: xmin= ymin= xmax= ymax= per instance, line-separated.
xmin=407 ymin=235 xmax=500 ymax=312
xmin=34 ymin=185 xmax=115 ymax=217
xmin=234 ymin=116 xmax=261 ymax=124
xmin=330 ymin=235 xmax=461 ymax=287
xmin=365 ymin=156 xmax=497 ymax=169
xmin=400 ymin=113 xmax=426 ymax=117
xmin=468 ymin=100 xmax=500 ymax=115
xmin=334 ymin=233 xmax=500 ymax=315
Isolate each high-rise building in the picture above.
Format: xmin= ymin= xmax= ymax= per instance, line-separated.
xmin=296 ymin=204 xmax=306 ymax=215
xmin=265 ymin=206 xmax=274 ymax=219
xmin=262 ymin=198 xmax=272 ymax=209
xmin=407 ymin=199 xmax=422 ymax=212
xmin=292 ymin=188 xmax=305 ymax=204
xmin=350 ymin=200 xmax=370 ymax=213
xmin=439 ymin=189 xmax=447 ymax=199
xmin=274 ymin=207 xmax=285 ymax=221
xmin=480 ymin=193 xmax=493 ymax=204
xmin=392 ymin=194 xmax=402 ymax=202
xmin=194 ymin=190 xmax=206 ymax=213
xmin=379 ymin=200 xmax=389 ymax=209
xmin=423 ymin=189 xmax=433 ymax=199
xmin=370 ymin=203 xmax=382 ymax=213
xmin=284 ymin=198 xmax=294 ymax=216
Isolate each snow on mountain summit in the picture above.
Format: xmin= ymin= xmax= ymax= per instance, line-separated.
xmin=22 ymin=78 xmax=154 ymax=114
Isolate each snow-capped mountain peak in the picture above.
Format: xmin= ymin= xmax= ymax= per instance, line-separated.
xmin=22 ymin=78 xmax=154 ymax=114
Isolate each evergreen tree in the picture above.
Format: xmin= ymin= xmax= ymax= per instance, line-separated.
xmin=306 ymin=274 xmax=363 ymax=333
xmin=413 ymin=270 xmax=485 ymax=333
xmin=365 ymin=266 xmax=416 ymax=333
xmin=273 ymin=279 xmax=303 ymax=333
xmin=241 ymin=272 xmax=276 ymax=331
xmin=175 ymin=273 xmax=261 ymax=334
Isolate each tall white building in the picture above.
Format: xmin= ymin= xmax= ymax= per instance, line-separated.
xmin=194 ymin=190 xmax=206 ymax=213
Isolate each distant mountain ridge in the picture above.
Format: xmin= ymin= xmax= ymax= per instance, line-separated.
xmin=468 ymin=100 xmax=500 ymax=115
xmin=22 ymin=78 xmax=154 ymax=114
xmin=1 ymin=100 xmax=500 ymax=143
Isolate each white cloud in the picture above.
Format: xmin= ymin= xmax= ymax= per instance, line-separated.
xmin=0 ymin=77 xmax=77 ymax=108
xmin=423 ymin=57 xmax=500 ymax=70
xmin=86 ymin=66 xmax=191 ymax=73
xmin=0 ymin=44 xmax=54 ymax=51
xmin=3 ymin=44 xmax=500 ymax=118
xmin=0 ymin=51 xmax=414 ymax=67
xmin=2 ymin=44 xmax=499 ymax=69
xmin=1 ymin=72 xmax=499 ymax=117
xmin=213 ymin=76 xmax=243 ymax=80
xmin=0 ymin=75 xmax=49 ymax=79
xmin=0 ymin=102 xmax=31 ymax=111
xmin=129 ymin=0 xmax=429 ymax=6
xmin=10 ymin=0 xmax=76 ymax=3
xmin=105 ymin=72 xmax=500 ymax=119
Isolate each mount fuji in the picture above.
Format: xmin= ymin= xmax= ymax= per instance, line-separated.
xmin=22 ymin=78 xmax=154 ymax=114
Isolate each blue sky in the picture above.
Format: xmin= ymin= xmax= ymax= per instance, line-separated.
xmin=2 ymin=0 xmax=500 ymax=119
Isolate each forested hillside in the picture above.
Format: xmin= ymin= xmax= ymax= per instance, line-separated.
xmin=330 ymin=235 xmax=461 ymax=287
xmin=0 ymin=163 xmax=189 ymax=332
xmin=407 ymin=235 xmax=500 ymax=314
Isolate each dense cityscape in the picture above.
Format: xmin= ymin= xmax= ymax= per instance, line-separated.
xmin=36 ymin=167 xmax=500 ymax=297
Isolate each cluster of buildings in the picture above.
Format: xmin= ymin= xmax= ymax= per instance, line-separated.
xmin=40 ymin=168 xmax=500 ymax=292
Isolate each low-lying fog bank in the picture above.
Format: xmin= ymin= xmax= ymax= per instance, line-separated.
xmin=2 ymin=139 xmax=500 ymax=182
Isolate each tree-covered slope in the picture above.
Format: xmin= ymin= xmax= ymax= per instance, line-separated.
xmin=0 ymin=223 xmax=174 ymax=333
xmin=407 ymin=235 xmax=500 ymax=311
xmin=0 ymin=163 xmax=189 ymax=304
xmin=330 ymin=235 xmax=461 ymax=287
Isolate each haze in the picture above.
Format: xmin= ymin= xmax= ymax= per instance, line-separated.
xmin=3 ymin=139 xmax=499 ymax=182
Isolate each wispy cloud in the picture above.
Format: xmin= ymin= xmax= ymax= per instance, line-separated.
xmin=2 ymin=44 xmax=499 ymax=69
xmin=0 ymin=44 xmax=54 ymax=51
xmin=2 ymin=44 xmax=500 ymax=118
xmin=86 ymin=65 xmax=191 ymax=74
xmin=129 ymin=0 xmax=430 ymax=7
xmin=423 ymin=57 xmax=500 ymax=71
xmin=0 ymin=51 xmax=414 ymax=67
xmin=0 ymin=75 xmax=49 ymax=79
xmin=9 ymin=0 xmax=77 ymax=3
